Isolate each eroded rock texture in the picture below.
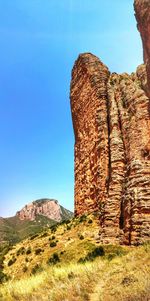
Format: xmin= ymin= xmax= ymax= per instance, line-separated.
xmin=134 ymin=0 xmax=150 ymax=97
xmin=71 ymin=54 xmax=150 ymax=245
xmin=17 ymin=199 xmax=63 ymax=222
xmin=70 ymin=1 xmax=150 ymax=245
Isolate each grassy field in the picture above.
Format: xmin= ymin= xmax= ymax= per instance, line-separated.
xmin=0 ymin=215 xmax=149 ymax=301
xmin=0 ymin=243 xmax=149 ymax=301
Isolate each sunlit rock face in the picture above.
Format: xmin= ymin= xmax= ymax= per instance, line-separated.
xmin=70 ymin=56 xmax=150 ymax=245
xmin=16 ymin=199 xmax=62 ymax=222
xmin=134 ymin=0 xmax=150 ymax=97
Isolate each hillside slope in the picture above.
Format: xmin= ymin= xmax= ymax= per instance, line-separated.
xmin=0 ymin=213 xmax=149 ymax=301
xmin=0 ymin=199 xmax=73 ymax=244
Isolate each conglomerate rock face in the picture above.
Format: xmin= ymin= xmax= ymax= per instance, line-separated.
xmin=70 ymin=1 xmax=150 ymax=245
xmin=134 ymin=0 xmax=150 ymax=97
xmin=71 ymin=53 xmax=150 ymax=245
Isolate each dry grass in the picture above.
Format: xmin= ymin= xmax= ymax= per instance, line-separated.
xmin=0 ymin=243 xmax=149 ymax=301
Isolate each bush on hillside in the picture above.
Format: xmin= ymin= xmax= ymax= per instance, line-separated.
xmin=50 ymin=241 xmax=57 ymax=248
xmin=16 ymin=247 xmax=25 ymax=256
xmin=0 ymin=270 xmax=8 ymax=284
xmin=30 ymin=234 xmax=38 ymax=240
xmin=47 ymin=253 xmax=60 ymax=265
xmin=22 ymin=265 xmax=28 ymax=273
xmin=8 ymin=257 xmax=16 ymax=266
xmin=78 ymin=234 xmax=84 ymax=240
xmin=79 ymin=214 xmax=87 ymax=223
xmin=31 ymin=264 xmax=43 ymax=275
xmin=78 ymin=246 xmax=105 ymax=263
xmin=51 ymin=225 xmax=57 ymax=233
xmin=41 ymin=232 xmax=48 ymax=238
xmin=26 ymin=247 xmax=32 ymax=255
xmin=35 ymin=248 xmax=43 ymax=255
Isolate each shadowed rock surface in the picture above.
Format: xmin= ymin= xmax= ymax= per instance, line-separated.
xmin=70 ymin=1 xmax=150 ymax=245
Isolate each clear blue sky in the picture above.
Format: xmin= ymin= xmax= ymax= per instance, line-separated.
xmin=0 ymin=0 xmax=143 ymax=217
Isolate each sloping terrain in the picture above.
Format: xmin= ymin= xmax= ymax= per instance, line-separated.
xmin=0 ymin=214 xmax=149 ymax=301
xmin=0 ymin=199 xmax=73 ymax=244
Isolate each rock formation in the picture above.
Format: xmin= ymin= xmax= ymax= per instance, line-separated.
xmin=17 ymin=199 xmax=63 ymax=222
xmin=134 ymin=0 xmax=150 ymax=97
xmin=70 ymin=1 xmax=150 ymax=245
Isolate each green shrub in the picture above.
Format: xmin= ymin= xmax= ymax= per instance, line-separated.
xmin=22 ymin=266 xmax=28 ymax=273
xmin=41 ymin=232 xmax=48 ymax=238
xmin=66 ymin=225 xmax=71 ymax=230
xmin=79 ymin=235 xmax=84 ymax=240
xmin=79 ymin=214 xmax=87 ymax=223
xmin=8 ymin=257 xmax=16 ymax=266
xmin=106 ymin=246 xmax=126 ymax=260
xmin=49 ymin=235 xmax=56 ymax=241
xmin=78 ymin=257 xmax=85 ymax=264
xmin=47 ymin=253 xmax=60 ymax=265
xmin=0 ymin=270 xmax=8 ymax=283
xmin=88 ymin=219 xmax=93 ymax=224
xmin=26 ymin=247 xmax=32 ymax=255
xmin=51 ymin=225 xmax=57 ymax=233
xmin=35 ymin=248 xmax=43 ymax=255
xmin=16 ymin=247 xmax=25 ymax=256
xmin=30 ymin=234 xmax=38 ymax=240
xmin=31 ymin=264 xmax=43 ymax=275
xmin=78 ymin=246 xmax=105 ymax=263
xmin=50 ymin=241 xmax=57 ymax=248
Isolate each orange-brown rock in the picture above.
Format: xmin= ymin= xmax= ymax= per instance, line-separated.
xmin=134 ymin=0 xmax=150 ymax=97
xmin=71 ymin=53 xmax=150 ymax=245
xmin=70 ymin=0 xmax=150 ymax=245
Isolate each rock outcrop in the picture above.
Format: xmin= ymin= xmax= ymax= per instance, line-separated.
xmin=17 ymin=199 xmax=63 ymax=222
xmin=134 ymin=0 xmax=150 ymax=97
xmin=70 ymin=2 xmax=150 ymax=245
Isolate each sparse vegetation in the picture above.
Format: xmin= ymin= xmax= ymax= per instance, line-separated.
xmin=31 ymin=264 xmax=43 ymax=275
xmin=47 ymin=253 xmax=60 ymax=265
xmin=40 ymin=232 xmax=48 ymax=238
xmin=22 ymin=266 xmax=28 ymax=273
xmin=0 ymin=243 xmax=149 ymax=301
xmin=79 ymin=214 xmax=87 ymax=223
xmin=26 ymin=247 xmax=31 ymax=255
xmin=0 ymin=270 xmax=8 ymax=284
xmin=50 ymin=225 xmax=58 ymax=233
xmin=49 ymin=235 xmax=55 ymax=241
xmin=7 ymin=257 xmax=16 ymax=266
xmin=35 ymin=248 xmax=43 ymax=255
xmin=78 ymin=246 xmax=105 ymax=263
xmin=16 ymin=247 xmax=25 ymax=256
xmin=30 ymin=234 xmax=39 ymax=240
xmin=79 ymin=234 xmax=84 ymax=240
xmin=50 ymin=241 xmax=57 ymax=248
xmin=1 ymin=214 xmax=149 ymax=301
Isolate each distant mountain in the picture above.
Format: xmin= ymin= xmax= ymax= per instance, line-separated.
xmin=0 ymin=199 xmax=73 ymax=244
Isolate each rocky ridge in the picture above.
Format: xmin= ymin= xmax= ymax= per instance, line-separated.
xmin=70 ymin=1 xmax=150 ymax=245
xmin=16 ymin=198 xmax=72 ymax=222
